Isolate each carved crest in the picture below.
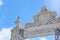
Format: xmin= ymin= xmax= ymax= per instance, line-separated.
xmin=25 ymin=6 xmax=60 ymax=28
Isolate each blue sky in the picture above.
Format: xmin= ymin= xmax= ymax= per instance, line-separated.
xmin=0 ymin=0 xmax=60 ymax=40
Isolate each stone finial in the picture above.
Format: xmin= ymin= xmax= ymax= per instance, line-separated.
xmin=15 ymin=16 xmax=21 ymax=27
xmin=41 ymin=6 xmax=48 ymax=12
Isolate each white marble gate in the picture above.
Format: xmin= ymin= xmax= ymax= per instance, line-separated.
xmin=10 ymin=6 xmax=60 ymax=40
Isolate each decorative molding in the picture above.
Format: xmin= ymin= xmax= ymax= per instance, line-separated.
xmin=25 ymin=7 xmax=59 ymax=28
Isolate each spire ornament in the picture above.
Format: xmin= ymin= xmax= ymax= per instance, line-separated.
xmin=15 ymin=16 xmax=21 ymax=27
xmin=41 ymin=6 xmax=48 ymax=12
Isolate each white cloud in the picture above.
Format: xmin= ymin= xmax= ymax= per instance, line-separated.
xmin=0 ymin=28 xmax=31 ymax=40
xmin=0 ymin=0 xmax=3 ymax=5
xmin=0 ymin=28 xmax=11 ymax=40
xmin=40 ymin=37 xmax=47 ymax=40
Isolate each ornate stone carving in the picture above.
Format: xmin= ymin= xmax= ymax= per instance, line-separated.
xmin=33 ymin=15 xmax=41 ymax=26
xmin=10 ymin=7 xmax=60 ymax=40
xmin=56 ymin=17 xmax=60 ymax=22
xmin=25 ymin=22 xmax=33 ymax=28
xmin=41 ymin=6 xmax=48 ymax=12
xmin=10 ymin=17 xmax=24 ymax=40
xmin=25 ymin=7 xmax=58 ymax=28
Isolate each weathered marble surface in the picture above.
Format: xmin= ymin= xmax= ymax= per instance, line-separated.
xmin=24 ymin=6 xmax=60 ymax=38
xmin=11 ymin=26 xmax=24 ymax=40
xmin=10 ymin=7 xmax=60 ymax=40
xmin=24 ymin=22 xmax=60 ymax=38
xmin=10 ymin=16 xmax=25 ymax=40
xmin=25 ymin=6 xmax=60 ymax=28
